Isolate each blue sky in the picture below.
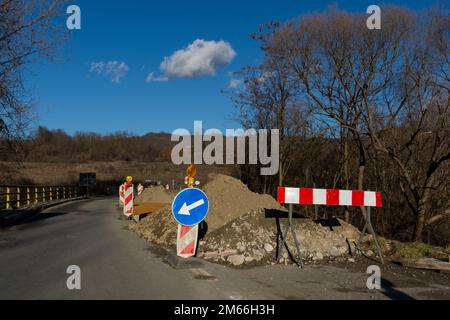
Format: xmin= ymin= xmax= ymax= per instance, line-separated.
xmin=27 ymin=0 xmax=437 ymax=136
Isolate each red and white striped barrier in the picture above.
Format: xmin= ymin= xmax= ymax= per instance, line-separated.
xmin=119 ymin=184 xmax=125 ymax=206
xmin=276 ymin=186 xmax=384 ymax=266
xmin=137 ymin=184 xmax=144 ymax=196
xmin=277 ymin=187 xmax=382 ymax=207
xmin=177 ymin=224 xmax=198 ymax=258
xmin=123 ymin=182 xmax=134 ymax=216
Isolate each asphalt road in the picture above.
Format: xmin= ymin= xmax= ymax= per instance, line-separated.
xmin=0 ymin=198 xmax=449 ymax=300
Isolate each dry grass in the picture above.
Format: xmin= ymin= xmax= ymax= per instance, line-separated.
xmin=0 ymin=161 xmax=236 ymax=186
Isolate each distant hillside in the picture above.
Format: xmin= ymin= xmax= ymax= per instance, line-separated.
xmin=0 ymin=127 xmax=174 ymax=163
xmin=0 ymin=160 xmax=235 ymax=186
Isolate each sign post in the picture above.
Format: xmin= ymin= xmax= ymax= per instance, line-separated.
xmin=172 ymin=188 xmax=209 ymax=258
xmin=79 ymin=172 xmax=96 ymax=196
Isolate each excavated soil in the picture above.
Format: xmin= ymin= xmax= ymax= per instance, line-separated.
xmin=129 ymin=174 xmax=363 ymax=267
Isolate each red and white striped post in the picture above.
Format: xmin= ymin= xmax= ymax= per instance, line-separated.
xmin=137 ymin=184 xmax=144 ymax=196
xmin=123 ymin=182 xmax=134 ymax=217
xmin=177 ymin=224 xmax=199 ymax=258
xmin=276 ymin=187 xmax=384 ymax=266
xmin=119 ymin=184 xmax=125 ymax=207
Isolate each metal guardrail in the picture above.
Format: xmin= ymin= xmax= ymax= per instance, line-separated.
xmin=0 ymin=185 xmax=79 ymax=210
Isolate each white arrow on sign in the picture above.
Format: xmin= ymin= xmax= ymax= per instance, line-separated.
xmin=178 ymin=199 xmax=205 ymax=216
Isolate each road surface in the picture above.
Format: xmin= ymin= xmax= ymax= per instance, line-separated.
xmin=0 ymin=198 xmax=449 ymax=299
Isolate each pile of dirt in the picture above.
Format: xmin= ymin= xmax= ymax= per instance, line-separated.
xmin=130 ymin=173 xmax=364 ymax=267
xmin=203 ymin=174 xmax=282 ymax=232
xmin=134 ymin=186 xmax=173 ymax=204
xmin=130 ymin=207 xmax=177 ymax=247
xmin=130 ymin=173 xmax=283 ymax=242
xmin=197 ymin=209 xmax=361 ymax=267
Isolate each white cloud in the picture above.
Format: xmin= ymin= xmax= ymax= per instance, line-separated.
xmin=147 ymin=39 xmax=236 ymax=82
xmin=228 ymin=78 xmax=242 ymax=88
xmin=90 ymin=61 xmax=129 ymax=83
xmin=146 ymin=72 xmax=168 ymax=83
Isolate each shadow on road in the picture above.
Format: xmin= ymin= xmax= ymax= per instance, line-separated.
xmin=381 ymin=278 xmax=415 ymax=300
xmin=0 ymin=210 xmax=69 ymax=229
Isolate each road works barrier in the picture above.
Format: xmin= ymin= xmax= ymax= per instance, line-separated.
xmin=123 ymin=183 xmax=133 ymax=216
xmin=277 ymin=187 xmax=384 ymax=267
xmin=177 ymin=224 xmax=199 ymax=258
xmin=0 ymin=185 xmax=79 ymax=210
xmin=119 ymin=184 xmax=125 ymax=207
xmin=137 ymin=184 xmax=144 ymax=196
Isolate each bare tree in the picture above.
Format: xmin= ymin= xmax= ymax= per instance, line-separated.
xmin=240 ymin=6 xmax=449 ymax=241
xmin=229 ymin=24 xmax=309 ymax=189
xmin=0 ymin=0 xmax=67 ymax=144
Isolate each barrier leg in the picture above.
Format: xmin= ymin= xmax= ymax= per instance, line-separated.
xmin=277 ymin=204 xmax=303 ymax=268
xmin=277 ymin=223 xmax=290 ymax=261
xmin=355 ymin=207 xmax=384 ymax=264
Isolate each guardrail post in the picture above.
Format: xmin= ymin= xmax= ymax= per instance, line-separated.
xmin=63 ymin=187 xmax=66 ymax=199
xmin=27 ymin=187 xmax=30 ymax=206
xmin=56 ymin=187 xmax=59 ymax=200
xmin=6 ymin=187 xmax=10 ymax=209
xmin=16 ymin=187 xmax=20 ymax=209
xmin=35 ymin=187 xmax=38 ymax=204
xmin=69 ymin=187 xmax=72 ymax=198
xmin=50 ymin=187 xmax=53 ymax=201
xmin=42 ymin=187 xmax=45 ymax=203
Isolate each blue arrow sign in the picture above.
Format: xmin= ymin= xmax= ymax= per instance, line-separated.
xmin=172 ymin=188 xmax=209 ymax=226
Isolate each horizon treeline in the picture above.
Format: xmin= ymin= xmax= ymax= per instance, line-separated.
xmin=0 ymin=126 xmax=174 ymax=163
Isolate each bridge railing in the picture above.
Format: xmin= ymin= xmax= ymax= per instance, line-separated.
xmin=0 ymin=185 xmax=80 ymax=210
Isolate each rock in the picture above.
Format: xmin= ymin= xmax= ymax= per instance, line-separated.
xmin=227 ymin=254 xmax=245 ymax=266
xmin=264 ymin=243 xmax=274 ymax=253
xmin=348 ymin=258 xmax=355 ymax=263
xmin=220 ymin=249 xmax=238 ymax=257
xmin=253 ymin=249 xmax=263 ymax=256
xmin=315 ymin=252 xmax=324 ymax=260
xmin=282 ymin=252 xmax=288 ymax=259
xmin=329 ymin=247 xmax=341 ymax=257
xmin=244 ymin=256 xmax=254 ymax=262
xmin=338 ymin=246 xmax=348 ymax=254
xmin=204 ymin=251 xmax=220 ymax=259
xmin=365 ymin=250 xmax=374 ymax=257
